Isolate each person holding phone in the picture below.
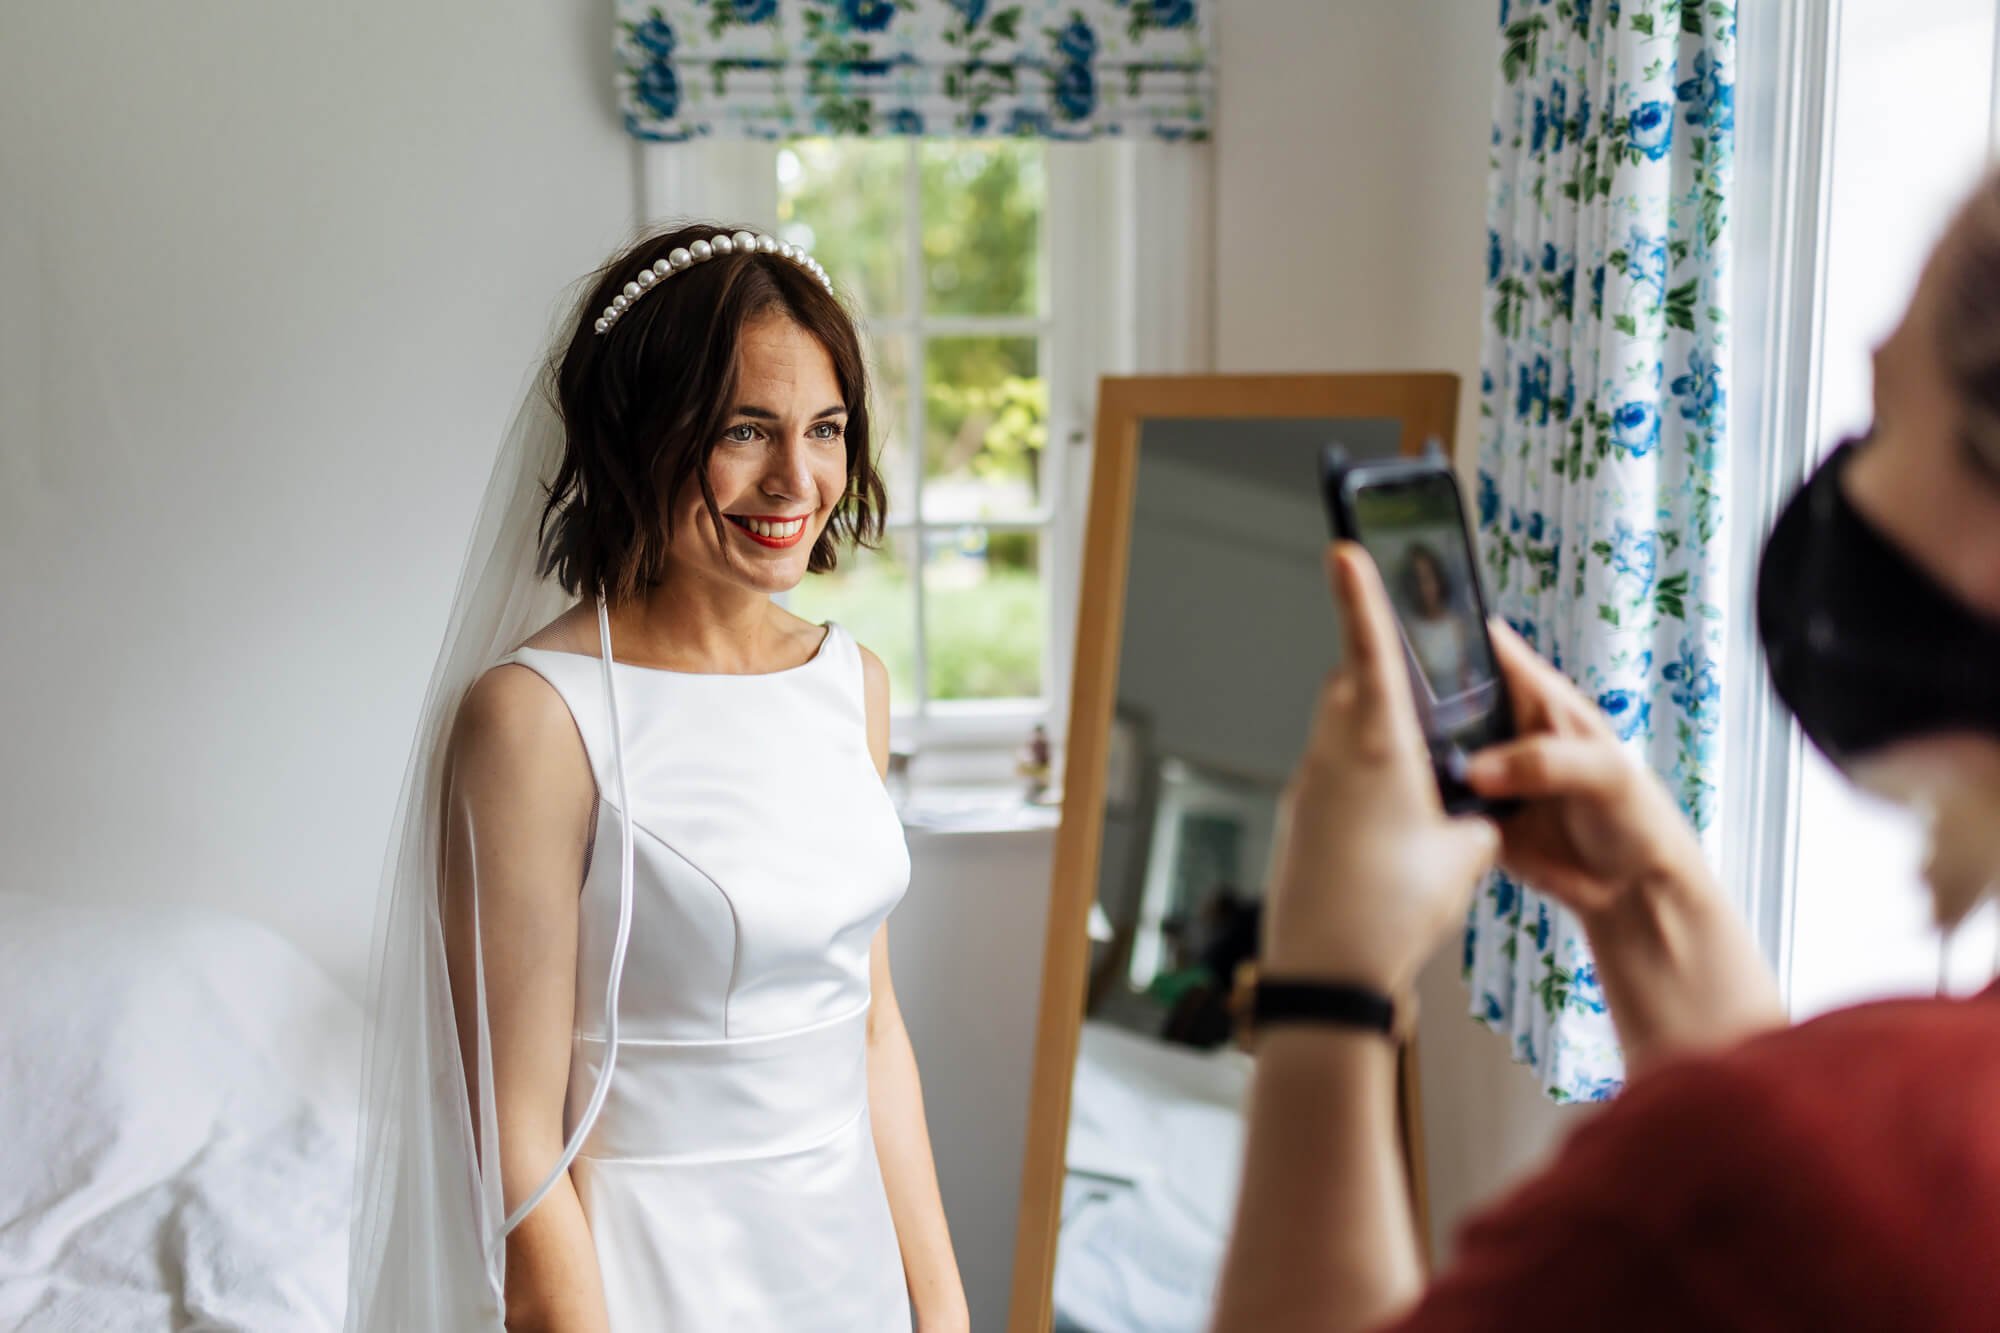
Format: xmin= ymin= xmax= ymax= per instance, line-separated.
xmin=1209 ymin=168 xmax=2000 ymax=1332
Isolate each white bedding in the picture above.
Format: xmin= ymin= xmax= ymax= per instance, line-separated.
xmin=0 ymin=892 xmax=361 ymax=1331
xmin=1053 ymin=1020 xmax=1251 ymax=1333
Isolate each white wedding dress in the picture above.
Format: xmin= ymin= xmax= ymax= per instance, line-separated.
xmin=493 ymin=619 xmax=913 ymax=1330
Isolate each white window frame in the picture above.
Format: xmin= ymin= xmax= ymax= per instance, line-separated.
xmin=1723 ymin=0 xmax=1840 ymax=1001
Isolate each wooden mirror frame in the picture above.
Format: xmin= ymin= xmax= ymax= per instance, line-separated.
xmin=1006 ymin=373 xmax=1461 ymax=1332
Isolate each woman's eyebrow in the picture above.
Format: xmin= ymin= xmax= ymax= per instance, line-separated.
xmin=730 ymin=404 xmax=849 ymax=421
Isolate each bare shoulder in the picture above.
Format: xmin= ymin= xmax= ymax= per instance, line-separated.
xmin=852 ymin=640 xmax=892 ymax=716
xmin=854 ymin=639 xmax=889 ymax=695
xmin=448 ymin=662 xmax=594 ymax=808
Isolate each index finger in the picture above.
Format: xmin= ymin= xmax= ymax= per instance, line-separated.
xmin=1488 ymin=619 xmax=1606 ymax=737
xmin=1324 ymin=541 xmax=1423 ymax=743
xmin=1487 ymin=619 xmax=1559 ymax=733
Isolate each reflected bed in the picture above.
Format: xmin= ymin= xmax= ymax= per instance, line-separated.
xmin=1053 ymin=1020 xmax=1250 ymax=1333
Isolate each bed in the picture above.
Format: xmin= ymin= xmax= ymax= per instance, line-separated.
xmin=1052 ymin=1019 xmax=1252 ymax=1333
xmin=0 ymin=891 xmax=360 ymax=1330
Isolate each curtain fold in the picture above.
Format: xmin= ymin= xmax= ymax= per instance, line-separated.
xmin=1466 ymin=0 xmax=1736 ymax=1102
xmin=617 ymin=1 xmax=1211 ymax=142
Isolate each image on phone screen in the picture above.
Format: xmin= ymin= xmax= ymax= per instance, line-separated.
xmin=1349 ymin=479 xmax=1501 ymax=749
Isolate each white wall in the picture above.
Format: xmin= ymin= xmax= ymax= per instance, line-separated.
xmin=1210 ymin=0 xmax=1586 ymax=1261
xmin=0 ymin=4 xmax=636 ymax=997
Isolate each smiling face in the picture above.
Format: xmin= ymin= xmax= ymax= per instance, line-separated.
xmin=1841 ymin=197 xmax=2000 ymax=925
xmin=663 ymin=312 xmax=851 ymax=595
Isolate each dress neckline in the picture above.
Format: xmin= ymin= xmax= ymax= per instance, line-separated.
xmin=511 ymin=620 xmax=838 ymax=680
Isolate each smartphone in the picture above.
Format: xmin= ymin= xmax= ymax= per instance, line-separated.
xmin=1319 ymin=444 xmax=1516 ymax=816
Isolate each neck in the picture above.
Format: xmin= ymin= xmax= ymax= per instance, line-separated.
xmin=607 ymin=561 xmax=789 ymax=673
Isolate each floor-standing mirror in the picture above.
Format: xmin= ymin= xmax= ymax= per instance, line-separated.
xmin=1009 ymin=375 xmax=1460 ymax=1333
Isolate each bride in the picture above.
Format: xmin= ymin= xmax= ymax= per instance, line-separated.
xmin=345 ymin=223 xmax=969 ymax=1331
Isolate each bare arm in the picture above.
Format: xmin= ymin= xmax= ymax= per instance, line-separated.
xmin=441 ymin=666 xmax=610 ymax=1332
xmin=857 ymin=644 xmax=970 ymax=1333
xmin=867 ymin=928 xmax=969 ymax=1332
xmin=1578 ymin=862 xmax=1783 ymax=1075
xmin=1211 ymin=1029 xmax=1419 ymax=1333
xmin=1210 ymin=545 xmax=1497 ymax=1331
xmin=1463 ymin=625 xmax=1784 ymax=1073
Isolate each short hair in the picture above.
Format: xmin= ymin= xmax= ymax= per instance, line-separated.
xmin=534 ymin=221 xmax=887 ymax=603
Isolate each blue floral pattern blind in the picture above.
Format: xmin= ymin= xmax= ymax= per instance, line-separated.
xmin=617 ymin=1 xmax=1211 ymax=141
xmin=1465 ymin=0 xmax=1735 ymax=1102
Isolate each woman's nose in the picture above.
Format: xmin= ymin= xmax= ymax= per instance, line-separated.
xmin=762 ymin=437 xmax=815 ymax=500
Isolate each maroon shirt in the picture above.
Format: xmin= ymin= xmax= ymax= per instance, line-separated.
xmin=1383 ymin=985 xmax=2000 ymax=1331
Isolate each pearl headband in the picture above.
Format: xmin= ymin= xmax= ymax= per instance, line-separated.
xmin=593 ymin=231 xmax=832 ymax=335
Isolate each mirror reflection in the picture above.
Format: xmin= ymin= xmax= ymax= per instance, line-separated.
xmin=1051 ymin=417 xmax=1406 ymax=1333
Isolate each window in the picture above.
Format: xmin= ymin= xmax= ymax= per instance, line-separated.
xmin=1737 ymin=0 xmax=2000 ymax=1015
xmin=776 ymin=139 xmax=1063 ymax=745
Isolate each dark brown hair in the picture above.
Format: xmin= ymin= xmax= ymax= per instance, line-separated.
xmin=534 ymin=221 xmax=886 ymax=603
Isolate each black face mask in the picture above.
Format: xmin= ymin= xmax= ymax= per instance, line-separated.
xmin=1756 ymin=435 xmax=2000 ymax=769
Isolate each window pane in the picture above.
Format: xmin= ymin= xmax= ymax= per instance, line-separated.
xmin=922 ymin=526 xmax=1043 ymax=701
xmin=778 ymin=138 xmax=908 ymax=316
xmin=786 ymin=531 xmax=916 ymax=708
xmin=921 ymin=335 xmax=1044 ymax=521
xmin=920 ymin=141 xmax=1043 ymax=317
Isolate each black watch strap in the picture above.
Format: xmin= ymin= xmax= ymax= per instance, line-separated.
xmin=1250 ymin=978 xmax=1397 ymax=1036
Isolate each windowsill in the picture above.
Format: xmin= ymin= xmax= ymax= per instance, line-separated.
xmin=895 ymin=781 xmax=1063 ymax=835
xmin=889 ymin=701 xmax=1058 ymax=751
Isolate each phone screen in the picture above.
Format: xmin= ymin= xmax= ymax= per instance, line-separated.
xmin=1349 ymin=475 xmax=1503 ymax=751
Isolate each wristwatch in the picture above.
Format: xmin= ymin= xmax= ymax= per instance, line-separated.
xmin=1237 ymin=974 xmax=1400 ymax=1042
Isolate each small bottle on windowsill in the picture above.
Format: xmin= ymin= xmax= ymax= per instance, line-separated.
xmin=1015 ymin=723 xmax=1052 ymax=804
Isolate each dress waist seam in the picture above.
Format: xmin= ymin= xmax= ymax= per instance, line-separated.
xmin=571 ymin=998 xmax=872 ymax=1049
xmin=573 ymin=1101 xmax=870 ymax=1168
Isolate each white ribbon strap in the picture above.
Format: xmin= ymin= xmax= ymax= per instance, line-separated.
xmin=491 ymin=589 xmax=638 ymax=1255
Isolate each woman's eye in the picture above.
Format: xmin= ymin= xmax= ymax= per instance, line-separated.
xmin=723 ymin=424 xmax=759 ymax=444
xmin=810 ymin=422 xmax=844 ymax=441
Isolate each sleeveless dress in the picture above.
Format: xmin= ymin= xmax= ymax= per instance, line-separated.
xmin=494 ymin=619 xmax=914 ymax=1331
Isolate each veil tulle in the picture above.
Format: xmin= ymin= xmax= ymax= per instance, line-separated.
xmin=344 ymin=313 xmax=639 ymax=1328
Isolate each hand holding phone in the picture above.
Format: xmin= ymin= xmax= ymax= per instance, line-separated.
xmin=1319 ymin=444 xmax=1517 ymax=816
xmin=1259 ymin=541 xmax=1503 ymax=988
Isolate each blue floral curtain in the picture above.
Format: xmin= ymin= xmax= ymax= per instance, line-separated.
xmin=617 ymin=1 xmax=1211 ymax=141
xmin=1465 ymin=0 xmax=1735 ymax=1102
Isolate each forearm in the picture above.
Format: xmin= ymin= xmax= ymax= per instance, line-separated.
xmin=1209 ymin=1029 xmax=1421 ymax=1333
xmin=867 ymin=1025 xmax=969 ymax=1332
xmin=1581 ymin=860 xmax=1786 ymax=1075
xmin=501 ymin=1172 xmax=611 ymax=1333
